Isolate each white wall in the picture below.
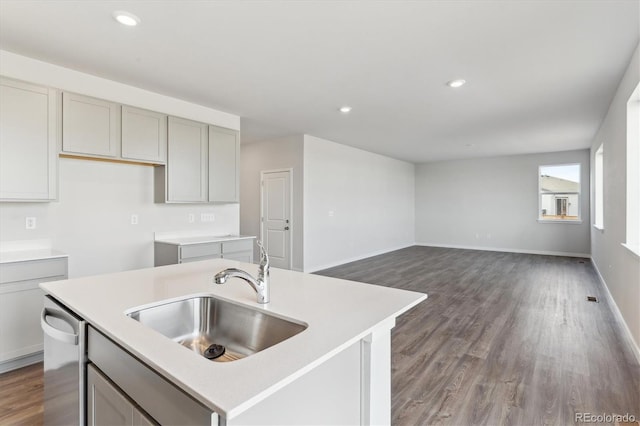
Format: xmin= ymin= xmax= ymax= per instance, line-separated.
xmin=590 ymin=42 xmax=640 ymax=351
xmin=303 ymin=135 xmax=415 ymax=272
xmin=0 ymin=52 xmax=240 ymax=278
xmin=0 ymin=50 xmax=240 ymax=130
xmin=240 ymin=136 xmax=304 ymax=271
xmin=415 ymin=150 xmax=591 ymax=257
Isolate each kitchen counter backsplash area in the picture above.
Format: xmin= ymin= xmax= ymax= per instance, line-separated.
xmin=0 ymin=160 xmax=241 ymax=278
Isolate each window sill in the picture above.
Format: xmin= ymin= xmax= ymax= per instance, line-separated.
xmin=621 ymin=243 xmax=640 ymax=259
xmin=593 ymin=224 xmax=604 ymax=232
xmin=537 ymin=219 xmax=583 ymax=225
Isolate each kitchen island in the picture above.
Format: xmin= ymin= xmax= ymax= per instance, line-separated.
xmin=41 ymin=259 xmax=426 ymax=425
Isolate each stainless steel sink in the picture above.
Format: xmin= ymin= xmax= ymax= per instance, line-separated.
xmin=127 ymin=295 xmax=307 ymax=362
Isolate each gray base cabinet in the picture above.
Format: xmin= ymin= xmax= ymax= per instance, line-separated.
xmin=0 ymin=77 xmax=58 ymax=201
xmin=0 ymin=257 xmax=68 ymax=373
xmin=154 ymin=239 xmax=253 ymax=266
xmin=88 ymin=327 xmax=216 ymax=425
xmin=87 ymin=364 xmax=157 ymax=426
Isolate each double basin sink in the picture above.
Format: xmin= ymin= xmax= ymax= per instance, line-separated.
xmin=127 ymin=295 xmax=307 ymax=362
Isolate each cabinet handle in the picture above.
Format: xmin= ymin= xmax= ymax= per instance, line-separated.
xmin=41 ymin=307 xmax=79 ymax=345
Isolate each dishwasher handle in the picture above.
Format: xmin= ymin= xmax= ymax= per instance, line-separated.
xmin=41 ymin=307 xmax=79 ymax=345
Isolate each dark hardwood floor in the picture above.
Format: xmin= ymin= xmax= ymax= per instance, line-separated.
xmin=1 ymin=246 xmax=638 ymax=425
xmin=317 ymin=246 xmax=640 ymax=425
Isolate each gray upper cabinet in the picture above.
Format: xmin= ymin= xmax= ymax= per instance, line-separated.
xmin=121 ymin=106 xmax=167 ymax=163
xmin=0 ymin=77 xmax=58 ymax=201
xmin=62 ymin=92 xmax=119 ymax=157
xmin=162 ymin=116 xmax=208 ymax=203
xmin=208 ymin=125 xmax=240 ymax=203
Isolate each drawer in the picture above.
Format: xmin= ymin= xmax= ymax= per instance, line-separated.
xmin=180 ymin=254 xmax=221 ymax=264
xmin=179 ymin=243 xmax=221 ymax=260
xmin=221 ymin=239 xmax=253 ymax=254
xmin=0 ymin=257 xmax=68 ymax=284
xmin=88 ymin=327 xmax=215 ymax=425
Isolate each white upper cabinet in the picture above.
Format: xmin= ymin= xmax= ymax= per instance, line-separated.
xmin=164 ymin=116 xmax=208 ymax=203
xmin=62 ymin=92 xmax=119 ymax=157
xmin=208 ymin=125 xmax=240 ymax=203
xmin=121 ymin=106 xmax=167 ymax=163
xmin=0 ymin=77 xmax=58 ymax=201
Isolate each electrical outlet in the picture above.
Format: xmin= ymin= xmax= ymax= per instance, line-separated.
xmin=131 ymin=214 xmax=139 ymax=225
xmin=188 ymin=213 xmax=195 ymax=223
xmin=25 ymin=217 xmax=36 ymax=229
xmin=201 ymin=213 xmax=215 ymax=222
xmin=328 ymin=211 xmax=335 ymax=217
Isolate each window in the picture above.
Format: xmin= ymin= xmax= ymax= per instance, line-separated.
xmin=594 ymin=144 xmax=604 ymax=229
xmin=539 ymin=164 xmax=581 ymax=222
xmin=624 ymin=82 xmax=640 ymax=255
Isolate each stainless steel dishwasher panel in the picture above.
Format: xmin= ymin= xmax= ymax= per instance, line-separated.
xmin=42 ymin=295 xmax=86 ymax=425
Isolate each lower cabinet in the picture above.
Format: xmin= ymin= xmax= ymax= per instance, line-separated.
xmin=0 ymin=256 xmax=68 ymax=373
xmin=87 ymin=327 xmax=216 ymax=425
xmin=154 ymin=238 xmax=254 ymax=266
xmin=87 ymin=364 xmax=157 ymax=426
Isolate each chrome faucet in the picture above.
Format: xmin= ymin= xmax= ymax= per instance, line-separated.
xmin=213 ymin=240 xmax=270 ymax=304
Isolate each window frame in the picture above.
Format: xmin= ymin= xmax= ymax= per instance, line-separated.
xmin=623 ymin=82 xmax=640 ymax=257
xmin=594 ymin=144 xmax=604 ymax=231
xmin=537 ymin=163 xmax=582 ymax=224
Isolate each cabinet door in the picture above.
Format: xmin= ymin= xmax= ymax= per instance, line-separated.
xmin=0 ymin=78 xmax=57 ymax=201
xmin=0 ymin=281 xmax=44 ymax=362
xmin=166 ymin=117 xmax=208 ymax=202
xmin=121 ymin=106 xmax=167 ymax=163
xmin=63 ymin=92 xmax=119 ymax=157
xmin=88 ymin=364 xmax=134 ymax=426
xmin=208 ymin=125 xmax=239 ymax=202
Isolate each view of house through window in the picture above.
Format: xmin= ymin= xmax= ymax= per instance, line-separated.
xmin=539 ymin=164 xmax=581 ymax=221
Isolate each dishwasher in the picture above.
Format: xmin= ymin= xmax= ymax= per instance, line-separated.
xmin=41 ymin=295 xmax=86 ymax=425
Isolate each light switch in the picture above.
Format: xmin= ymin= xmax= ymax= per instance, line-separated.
xmin=131 ymin=214 xmax=139 ymax=225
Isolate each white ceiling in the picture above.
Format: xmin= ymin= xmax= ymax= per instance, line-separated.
xmin=1 ymin=1 xmax=638 ymax=163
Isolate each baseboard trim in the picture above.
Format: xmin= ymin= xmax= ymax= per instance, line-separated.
xmin=415 ymin=242 xmax=591 ymax=259
xmin=0 ymin=351 xmax=43 ymax=374
xmin=591 ymin=260 xmax=640 ymax=365
xmin=306 ymin=243 xmax=414 ymax=273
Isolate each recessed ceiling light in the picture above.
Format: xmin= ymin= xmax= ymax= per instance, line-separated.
xmin=339 ymin=106 xmax=352 ymax=113
xmin=446 ymin=79 xmax=466 ymax=88
xmin=113 ymin=11 xmax=140 ymax=26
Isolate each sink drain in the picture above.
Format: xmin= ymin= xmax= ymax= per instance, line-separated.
xmin=204 ymin=344 xmax=226 ymax=360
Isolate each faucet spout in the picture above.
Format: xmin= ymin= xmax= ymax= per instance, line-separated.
xmin=213 ymin=241 xmax=270 ymax=304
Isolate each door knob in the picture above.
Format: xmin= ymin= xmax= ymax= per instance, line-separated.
xmin=284 ymin=226 xmax=290 ymax=230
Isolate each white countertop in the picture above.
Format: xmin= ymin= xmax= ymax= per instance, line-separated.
xmin=41 ymin=260 xmax=426 ymax=419
xmin=155 ymin=234 xmax=256 ymax=245
xmin=0 ymin=248 xmax=68 ymax=264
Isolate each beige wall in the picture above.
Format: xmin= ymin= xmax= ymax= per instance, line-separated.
xmin=590 ymin=42 xmax=640 ymax=352
xmin=415 ymin=150 xmax=591 ymax=256
xmin=303 ymin=135 xmax=415 ymax=272
xmin=0 ymin=51 xmax=241 ymax=278
xmin=240 ymin=136 xmax=304 ymax=271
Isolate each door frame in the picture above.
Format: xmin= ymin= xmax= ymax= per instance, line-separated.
xmin=260 ymin=168 xmax=294 ymax=269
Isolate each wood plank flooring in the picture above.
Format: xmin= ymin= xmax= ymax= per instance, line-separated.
xmin=317 ymin=246 xmax=640 ymax=426
xmin=1 ymin=246 xmax=638 ymax=425
xmin=0 ymin=362 xmax=43 ymax=425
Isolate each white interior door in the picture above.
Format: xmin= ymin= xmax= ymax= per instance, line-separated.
xmin=261 ymin=170 xmax=291 ymax=269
